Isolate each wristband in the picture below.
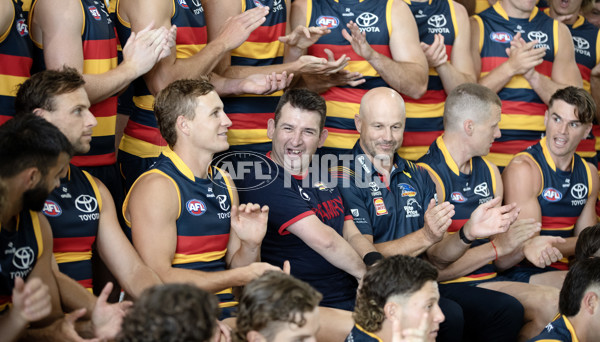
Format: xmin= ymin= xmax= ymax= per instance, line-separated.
xmin=458 ymin=227 xmax=474 ymax=245
xmin=363 ymin=252 xmax=383 ymax=267
xmin=490 ymin=241 xmax=498 ymax=261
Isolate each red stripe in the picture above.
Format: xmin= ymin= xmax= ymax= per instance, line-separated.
xmin=82 ymin=38 xmax=118 ymax=59
xmin=536 ymin=60 xmax=553 ymax=77
xmin=323 ymin=86 xmax=366 ymax=104
xmin=402 ymin=130 xmax=442 ymax=146
xmin=490 ymin=139 xmax=539 ymax=154
xmin=549 ymin=261 xmax=569 ymax=270
xmin=404 ymin=90 xmax=446 ymax=104
xmin=246 ymin=22 xmax=286 ymax=43
xmin=229 ymin=112 xmax=273 ymax=130
xmin=279 ymin=211 xmax=315 ymax=235
xmin=448 ymin=218 xmax=468 ymax=233
xmin=445 ymin=44 xmax=452 ymax=57
xmin=576 ymin=138 xmax=596 ymax=152
xmin=176 ymin=234 xmax=230 ymax=255
xmin=502 ymin=100 xmax=547 ymax=115
xmin=541 ymin=216 xmax=578 ymax=230
xmin=176 ymin=26 xmax=207 ymax=45
xmin=0 ymin=54 xmax=32 ymax=77
xmin=0 ymin=295 xmax=10 ymax=305
xmin=78 ymin=278 xmax=93 ymax=289
xmin=0 ymin=116 xmax=12 ymax=126
xmin=53 ymin=236 xmax=96 ymax=253
xmin=464 ymin=271 xmax=496 ymax=279
xmin=124 ymin=120 xmax=167 ymax=146
xmin=592 ymin=124 xmax=600 ymax=137
xmin=71 ymin=153 xmax=116 ymax=167
xmin=578 ymin=63 xmax=591 ymax=82
xmin=90 ymin=96 xmax=117 ymax=118
xmin=481 ymin=56 xmax=552 ymax=76
xmin=309 ymin=43 xmax=391 ymax=60
xmin=325 ymin=126 xmax=358 ymax=134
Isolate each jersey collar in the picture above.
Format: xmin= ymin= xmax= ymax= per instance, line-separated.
xmin=493 ymin=1 xmax=539 ymax=22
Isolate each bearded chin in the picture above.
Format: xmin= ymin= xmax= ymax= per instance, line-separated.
xmin=22 ymin=186 xmax=51 ymax=212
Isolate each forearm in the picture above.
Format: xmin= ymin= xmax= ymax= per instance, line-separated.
xmin=556 ymin=236 xmax=577 ymax=258
xmin=426 ymin=233 xmax=470 ymax=269
xmin=436 ymin=243 xmax=496 ymax=282
xmin=220 ymin=62 xmax=300 ymax=79
xmin=495 ymin=246 xmax=525 ymax=271
xmin=158 ymin=266 xmax=254 ymax=293
xmin=53 ymin=270 xmax=95 ymax=316
xmin=118 ymin=264 xmax=162 ymax=299
xmin=526 ymin=70 xmax=579 ymax=105
xmin=368 ymin=52 xmax=428 ymax=99
xmin=229 ymin=242 xmax=261 ymax=269
xmin=313 ymin=233 xmax=366 ymax=280
xmin=436 ymin=62 xmax=476 ymax=94
xmin=0 ymin=310 xmax=28 ymax=342
xmin=373 ymin=229 xmax=433 ymax=258
xmin=478 ymin=61 xmax=516 ymax=93
xmin=82 ymin=63 xmax=138 ymax=104
xmin=346 ymin=232 xmax=377 ymax=258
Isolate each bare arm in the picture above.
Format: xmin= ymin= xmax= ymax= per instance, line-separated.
xmin=0 ymin=0 xmax=13 ymax=42
xmin=342 ymin=220 xmax=377 ymax=258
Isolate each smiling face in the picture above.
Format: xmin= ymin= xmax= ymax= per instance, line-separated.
xmin=584 ymin=2 xmax=600 ymax=27
xmin=185 ymin=91 xmax=232 ymax=154
xmin=544 ymin=99 xmax=592 ymax=161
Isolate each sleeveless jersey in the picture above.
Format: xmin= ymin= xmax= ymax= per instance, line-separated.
xmin=418 ymin=136 xmax=499 ymax=283
xmin=0 ymin=0 xmax=32 ymax=125
xmin=528 ymin=314 xmax=578 ymax=342
xmin=224 ymin=0 xmax=285 ymax=153
xmin=0 ymin=210 xmax=43 ymax=313
xmin=473 ymin=2 xmax=557 ymax=167
xmin=519 ymin=137 xmax=593 ymax=270
xmin=115 ymin=0 xmax=207 ymax=159
xmin=124 ymin=148 xmax=236 ymax=307
xmin=42 ymin=165 xmax=101 ymax=291
xmin=307 ymin=0 xmax=393 ymax=151
xmin=30 ymin=0 xmax=118 ymax=167
xmin=399 ymin=0 xmax=457 ymax=161
xmin=345 ymin=324 xmax=382 ymax=342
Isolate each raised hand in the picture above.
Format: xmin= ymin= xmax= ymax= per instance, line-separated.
xmin=122 ymin=23 xmax=172 ymax=77
xmin=240 ymin=71 xmax=293 ymax=95
xmin=11 ymin=276 xmax=52 ymax=325
xmin=423 ymin=199 xmax=455 ymax=244
xmin=504 ymin=32 xmax=546 ymax=77
xmin=230 ymin=203 xmax=269 ymax=246
xmin=92 ymin=282 xmax=132 ymax=340
xmin=463 ymin=198 xmax=518 ymax=240
xmin=421 ymin=34 xmax=448 ymax=68
xmin=279 ymin=25 xmax=331 ymax=50
xmin=342 ymin=21 xmax=376 ymax=60
xmin=213 ymin=6 xmax=270 ymax=51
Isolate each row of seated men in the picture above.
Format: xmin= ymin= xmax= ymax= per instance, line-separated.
xmin=1 ymin=65 xmax=599 ymax=342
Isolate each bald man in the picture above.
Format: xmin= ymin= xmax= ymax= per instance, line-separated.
xmin=333 ymin=87 xmax=520 ymax=341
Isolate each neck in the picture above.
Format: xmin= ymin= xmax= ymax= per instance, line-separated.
xmin=377 ymin=320 xmax=394 ymax=342
xmin=442 ymin=134 xmax=473 ymax=174
xmin=172 ymin=144 xmax=213 ymax=179
xmin=567 ymin=314 xmax=585 ymax=341
xmin=544 ymin=140 xmax=575 ymax=172
xmin=0 ymin=182 xmax=23 ymax=231
xmin=500 ymin=0 xmax=532 ymax=19
xmin=549 ymin=7 xmax=579 ymax=25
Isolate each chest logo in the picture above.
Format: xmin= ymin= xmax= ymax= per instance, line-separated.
xmin=490 ymin=32 xmax=512 ymax=43
xmin=351 ymin=209 xmax=360 ymax=217
xmin=373 ymin=197 xmax=388 ymax=216
xmin=88 ymin=6 xmax=102 ymax=20
xmin=16 ymin=18 xmax=28 ymax=37
xmin=298 ymin=186 xmax=311 ymax=201
xmin=177 ymin=0 xmax=189 ymax=9
xmin=316 ymin=16 xmax=339 ymax=29
xmin=474 ymin=182 xmax=490 ymax=197
xmin=398 ymin=183 xmax=417 ymax=197
xmin=43 ymin=200 xmax=62 ymax=217
xmin=571 ymin=183 xmax=588 ymax=200
xmin=427 ymin=14 xmax=446 ymax=28
xmin=216 ymin=195 xmax=230 ymax=211
xmin=451 ymin=192 xmax=466 ymax=203
xmin=186 ymin=199 xmax=207 ymax=216
xmin=573 ymin=36 xmax=590 ymax=50
xmin=356 ymin=12 xmax=380 ymax=32
xmin=75 ymin=195 xmax=98 ymax=213
xmin=12 ymin=246 xmax=35 ymax=270
xmin=542 ymin=187 xmax=562 ymax=202
xmin=527 ymin=31 xmax=548 ymax=44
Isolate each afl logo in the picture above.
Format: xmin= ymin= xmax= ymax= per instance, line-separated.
xmin=253 ymin=0 xmax=266 ymax=7
xmin=43 ymin=200 xmax=62 ymax=217
xmin=451 ymin=192 xmax=466 ymax=203
xmin=316 ymin=16 xmax=339 ymax=29
xmin=177 ymin=0 xmax=189 ymax=9
xmin=490 ymin=32 xmax=512 ymax=43
xmin=16 ymin=18 xmax=28 ymax=37
xmin=186 ymin=199 xmax=207 ymax=216
xmin=88 ymin=6 xmax=102 ymax=20
xmin=542 ymin=188 xmax=562 ymax=202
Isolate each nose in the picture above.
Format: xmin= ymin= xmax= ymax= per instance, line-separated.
xmin=291 ymin=129 xmax=303 ymax=146
xmin=494 ymin=126 xmax=501 ymax=139
xmin=434 ymin=304 xmax=445 ymax=324
xmin=221 ymin=111 xmax=232 ymax=128
xmin=557 ymin=121 xmax=568 ymax=134
xmin=86 ymin=109 xmax=97 ymax=128
xmin=384 ymin=126 xmax=393 ymax=141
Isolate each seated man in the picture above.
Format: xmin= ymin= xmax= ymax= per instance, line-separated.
xmin=117 ymin=283 xmax=221 ymax=342
xmin=235 ymin=88 xmax=379 ymax=311
xmin=124 ymin=78 xmax=281 ymax=319
xmin=529 ymin=257 xmax=600 ymax=342
xmin=234 ymin=271 xmax=322 ymax=342
xmin=575 ymin=223 xmax=600 ymax=261
xmin=334 ymin=86 xmax=520 ymax=341
xmin=14 ymin=67 xmax=162 ymax=298
xmin=503 ymin=86 xmax=599 ymax=288
xmin=348 ymin=255 xmax=445 ymax=342
xmin=418 ymin=83 xmax=565 ymax=340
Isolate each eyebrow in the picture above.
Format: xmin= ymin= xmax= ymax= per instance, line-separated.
xmin=551 ymin=112 xmax=581 ymax=124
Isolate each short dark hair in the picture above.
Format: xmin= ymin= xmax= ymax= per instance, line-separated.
xmin=575 ymin=224 xmax=600 ymax=262
xmin=354 ymin=255 xmax=438 ymax=332
xmin=274 ymin=88 xmax=326 ymax=131
xmin=0 ymin=115 xmax=73 ymax=178
xmin=235 ymin=272 xmax=322 ymax=341
xmin=549 ymin=87 xmax=596 ymax=125
xmin=154 ymin=77 xmax=215 ymax=146
xmin=14 ymin=67 xmax=85 ymax=117
xmin=117 ymin=283 xmax=220 ymax=342
xmin=559 ymin=257 xmax=600 ymax=316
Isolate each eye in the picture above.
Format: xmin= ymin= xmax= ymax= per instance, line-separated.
xmin=570 ymin=122 xmax=580 ymax=128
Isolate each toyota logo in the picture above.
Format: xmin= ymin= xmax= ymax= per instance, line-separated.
xmin=427 ymin=14 xmax=447 ymax=28
xmin=572 ymin=36 xmax=590 ymax=50
xmin=13 ymin=247 xmax=35 ymax=270
xmin=356 ymin=12 xmax=378 ymax=27
xmin=75 ymin=194 xmax=98 ymax=213
xmin=474 ymin=182 xmax=490 ymax=197
xmin=527 ymin=31 xmax=548 ymax=44
xmin=571 ymin=183 xmax=588 ymax=200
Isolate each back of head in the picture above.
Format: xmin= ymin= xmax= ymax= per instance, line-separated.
xmin=0 ymin=115 xmax=73 ymax=179
xmin=354 ymin=255 xmax=438 ymax=332
xmin=14 ymin=67 xmax=85 ymax=117
xmin=549 ymin=86 xmax=596 ymax=125
xmin=235 ymin=272 xmax=322 ymax=341
xmin=575 ymin=224 xmax=600 ymax=262
xmin=559 ymin=257 xmax=600 ymax=316
xmin=117 ymin=283 xmax=220 ymax=342
xmin=274 ymin=88 xmax=326 ymax=131
xmin=443 ymin=83 xmax=501 ymax=132
xmin=154 ymin=77 xmax=215 ymax=147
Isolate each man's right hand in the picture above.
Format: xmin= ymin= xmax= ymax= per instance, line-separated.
xmin=422 ymin=199 xmax=454 ymax=244
xmin=523 ymin=235 xmax=566 ymax=268
xmin=11 ymin=277 xmax=52 ymax=326
xmin=505 ymin=32 xmax=546 ymax=77
xmin=213 ymin=6 xmax=270 ymax=51
xmin=492 ymin=218 xmax=541 ymax=257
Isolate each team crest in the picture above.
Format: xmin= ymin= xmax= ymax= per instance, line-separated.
xmin=43 ymin=200 xmax=62 ymax=217
xmin=373 ymin=197 xmax=388 ymax=216
xmin=398 ymin=183 xmax=417 ymax=197
xmin=186 ymin=199 xmax=207 ymax=216
xmin=542 ymin=188 xmax=562 ymax=202
xmin=88 ymin=6 xmax=102 ymax=20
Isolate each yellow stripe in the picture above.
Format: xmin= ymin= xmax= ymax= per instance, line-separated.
xmin=576 ymin=150 xmax=596 ymax=158
xmin=347 ymin=60 xmax=380 ymax=76
xmin=498 ymin=113 xmax=545 ymax=131
xmin=54 ymin=251 xmax=93 ymax=264
xmin=516 ymin=152 xmax=544 ymax=196
xmin=133 ymin=95 xmax=155 ymax=111
xmin=306 ymin=0 xmax=312 ymax=27
xmin=116 ymin=0 xmax=131 ymax=29
xmin=417 ymin=162 xmax=446 ymax=200
xmin=0 ymin=75 xmax=29 ymax=96
xmin=397 ymin=146 xmax=430 ymax=161
xmin=583 ymin=79 xmax=590 ymax=93
xmin=553 ymin=20 xmax=558 ymax=57
xmin=240 ymin=0 xmax=246 ymax=12
xmin=582 ymin=158 xmax=593 ymax=198
xmin=487 ymin=152 xmax=517 ymax=168
xmin=176 ymin=44 xmax=206 ymax=59
xmin=323 ymin=131 xmax=360 ymax=149
xmin=441 ymin=272 xmax=497 ymax=284
xmin=474 ymin=0 xmax=489 ymax=13
xmin=448 ymin=0 xmax=458 ymax=37
xmin=227 ymin=128 xmax=270 ymax=145
xmin=172 ymin=249 xmax=227 ymax=264
xmin=542 ymin=225 xmax=575 ymax=231
xmin=163 ymin=147 xmax=196 ymax=181
xmin=482 ymin=156 xmax=497 ymax=194
xmin=562 ymin=315 xmax=581 ymax=342
xmin=540 ymin=137 xmax=558 ymax=171
xmin=119 ymin=135 xmax=167 ymax=158
xmin=475 ymin=15 xmax=484 ymax=52
xmin=30 ymin=211 xmax=43 ymax=257
xmin=326 ymin=101 xmax=360 ymax=119
xmin=91 ymin=115 xmax=116 ymax=137
xmin=386 ymin=0 xmax=393 ymax=36
xmin=82 ymin=170 xmax=103 ymax=212
xmin=479 ymin=72 xmax=533 ymax=90
xmin=596 ymin=30 xmax=600 ymax=65
xmin=79 ymin=0 xmax=85 ymax=36
xmin=83 ymin=58 xmax=118 ymax=75
xmin=28 ymin=0 xmax=41 ymax=47
xmin=355 ymin=324 xmax=383 ymax=342
xmin=437 ymin=136 xmax=460 ymax=175
xmin=215 ymin=167 xmax=234 ymax=206
xmin=231 ymin=41 xmax=284 ymax=59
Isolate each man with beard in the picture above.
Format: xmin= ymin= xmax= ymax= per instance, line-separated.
xmin=15 ymin=67 xmax=162 ymax=299
xmin=0 ymin=115 xmax=119 ymax=341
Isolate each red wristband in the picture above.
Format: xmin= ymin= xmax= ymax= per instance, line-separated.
xmin=490 ymin=241 xmax=498 ymax=261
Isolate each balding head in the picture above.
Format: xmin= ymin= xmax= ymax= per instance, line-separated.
xmin=359 ymin=87 xmax=406 ymax=123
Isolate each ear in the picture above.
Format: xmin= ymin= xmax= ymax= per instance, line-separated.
xmin=267 ymin=118 xmax=275 ymax=140
xmin=177 ymin=115 xmax=190 ymax=136
xmin=354 ymin=114 xmax=362 ymax=133
xmin=246 ymin=330 xmax=266 ymax=342
xmin=318 ymin=128 xmax=329 ymax=148
xmin=544 ymin=109 xmax=549 ymax=128
xmin=583 ymin=291 xmax=599 ymax=315
xmin=23 ymin=167 xmax=41 ymax=190
xmin=584 ymin=123 xmax=593 ymax=140
xmin=463 ymin=119 xmax=474 ymax=136
xmin=383 ymin=301 xmax=398 ymax=320
xmin=32 ymin=108 xmax=47 ymax=119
